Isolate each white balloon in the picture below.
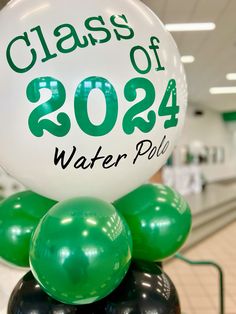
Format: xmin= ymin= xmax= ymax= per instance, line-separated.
xmin=0 ymin=0 xmax=187 ymax=201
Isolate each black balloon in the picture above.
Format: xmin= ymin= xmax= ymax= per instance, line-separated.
xmin=7 ymin=271 xmax=103 ymax=314
xmin=8 ymin=264 xmax=180 ymax=314
xmin=103 ymin=261 xmax=181 ymax=314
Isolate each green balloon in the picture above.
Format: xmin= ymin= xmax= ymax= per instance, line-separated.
xmin=114 ymin=184 xmax=192 ymax=262
xmin=0 ymin=191 xmax=56 ymax=267
xmin=29 ymin=197 xmax=132 ymax=305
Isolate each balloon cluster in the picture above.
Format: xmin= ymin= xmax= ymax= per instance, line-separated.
xmin=0 ymin=183 xmax=191 ymax=313
xmin=0 ymin=0 xmax=190 ymax=312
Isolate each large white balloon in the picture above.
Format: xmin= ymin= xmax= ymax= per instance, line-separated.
xmin=0 ymin=0 xmax=187 ymax=201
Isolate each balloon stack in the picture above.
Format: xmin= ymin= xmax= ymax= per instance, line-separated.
xmin=2 ymin=183 xmax=191 ymax=314
xmin=0 ymin=0 xmax=190 ymax=313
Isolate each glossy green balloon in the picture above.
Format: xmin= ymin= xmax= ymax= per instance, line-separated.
xmin=0 ymin=191 xmax=56 ymax=267
xmin=114 ymin=184 xmax=192 ymax=262
xmin=29 ymin=197 xmax=132 ymax=305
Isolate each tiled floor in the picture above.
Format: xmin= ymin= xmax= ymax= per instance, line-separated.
xmin=165 ymin=221 xmax=236 ymax=314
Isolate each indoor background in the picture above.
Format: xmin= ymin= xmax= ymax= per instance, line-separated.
xmin=1 ymin=1 xmax=236 ymax=313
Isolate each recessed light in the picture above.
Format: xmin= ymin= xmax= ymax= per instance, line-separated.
xmin=226 ymin=73 xmax=236 ymax=80
xmin=210 ymin=87 xmax=236 ymax=94
xmin=165 ymin=23 xmax=216 ymax=32
xmin=181 ymin=56 xmax=195 ymax=63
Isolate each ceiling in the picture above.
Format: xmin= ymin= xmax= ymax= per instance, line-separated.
xmin=142 ymin=0 xmax=236 ymax=112
xmin=1 ymin=0 xmax=236 ymax=112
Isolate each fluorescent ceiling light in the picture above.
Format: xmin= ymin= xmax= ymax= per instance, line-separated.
xmin=226 ymin=73 xmax=236 ymax=80
xmin=165 ymin=23 xmax=216 ymax=32
xmin=210 ymin=87 xmax=236 ymax=94
xmin=181 ymin=55 xmax=195 ymax=63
